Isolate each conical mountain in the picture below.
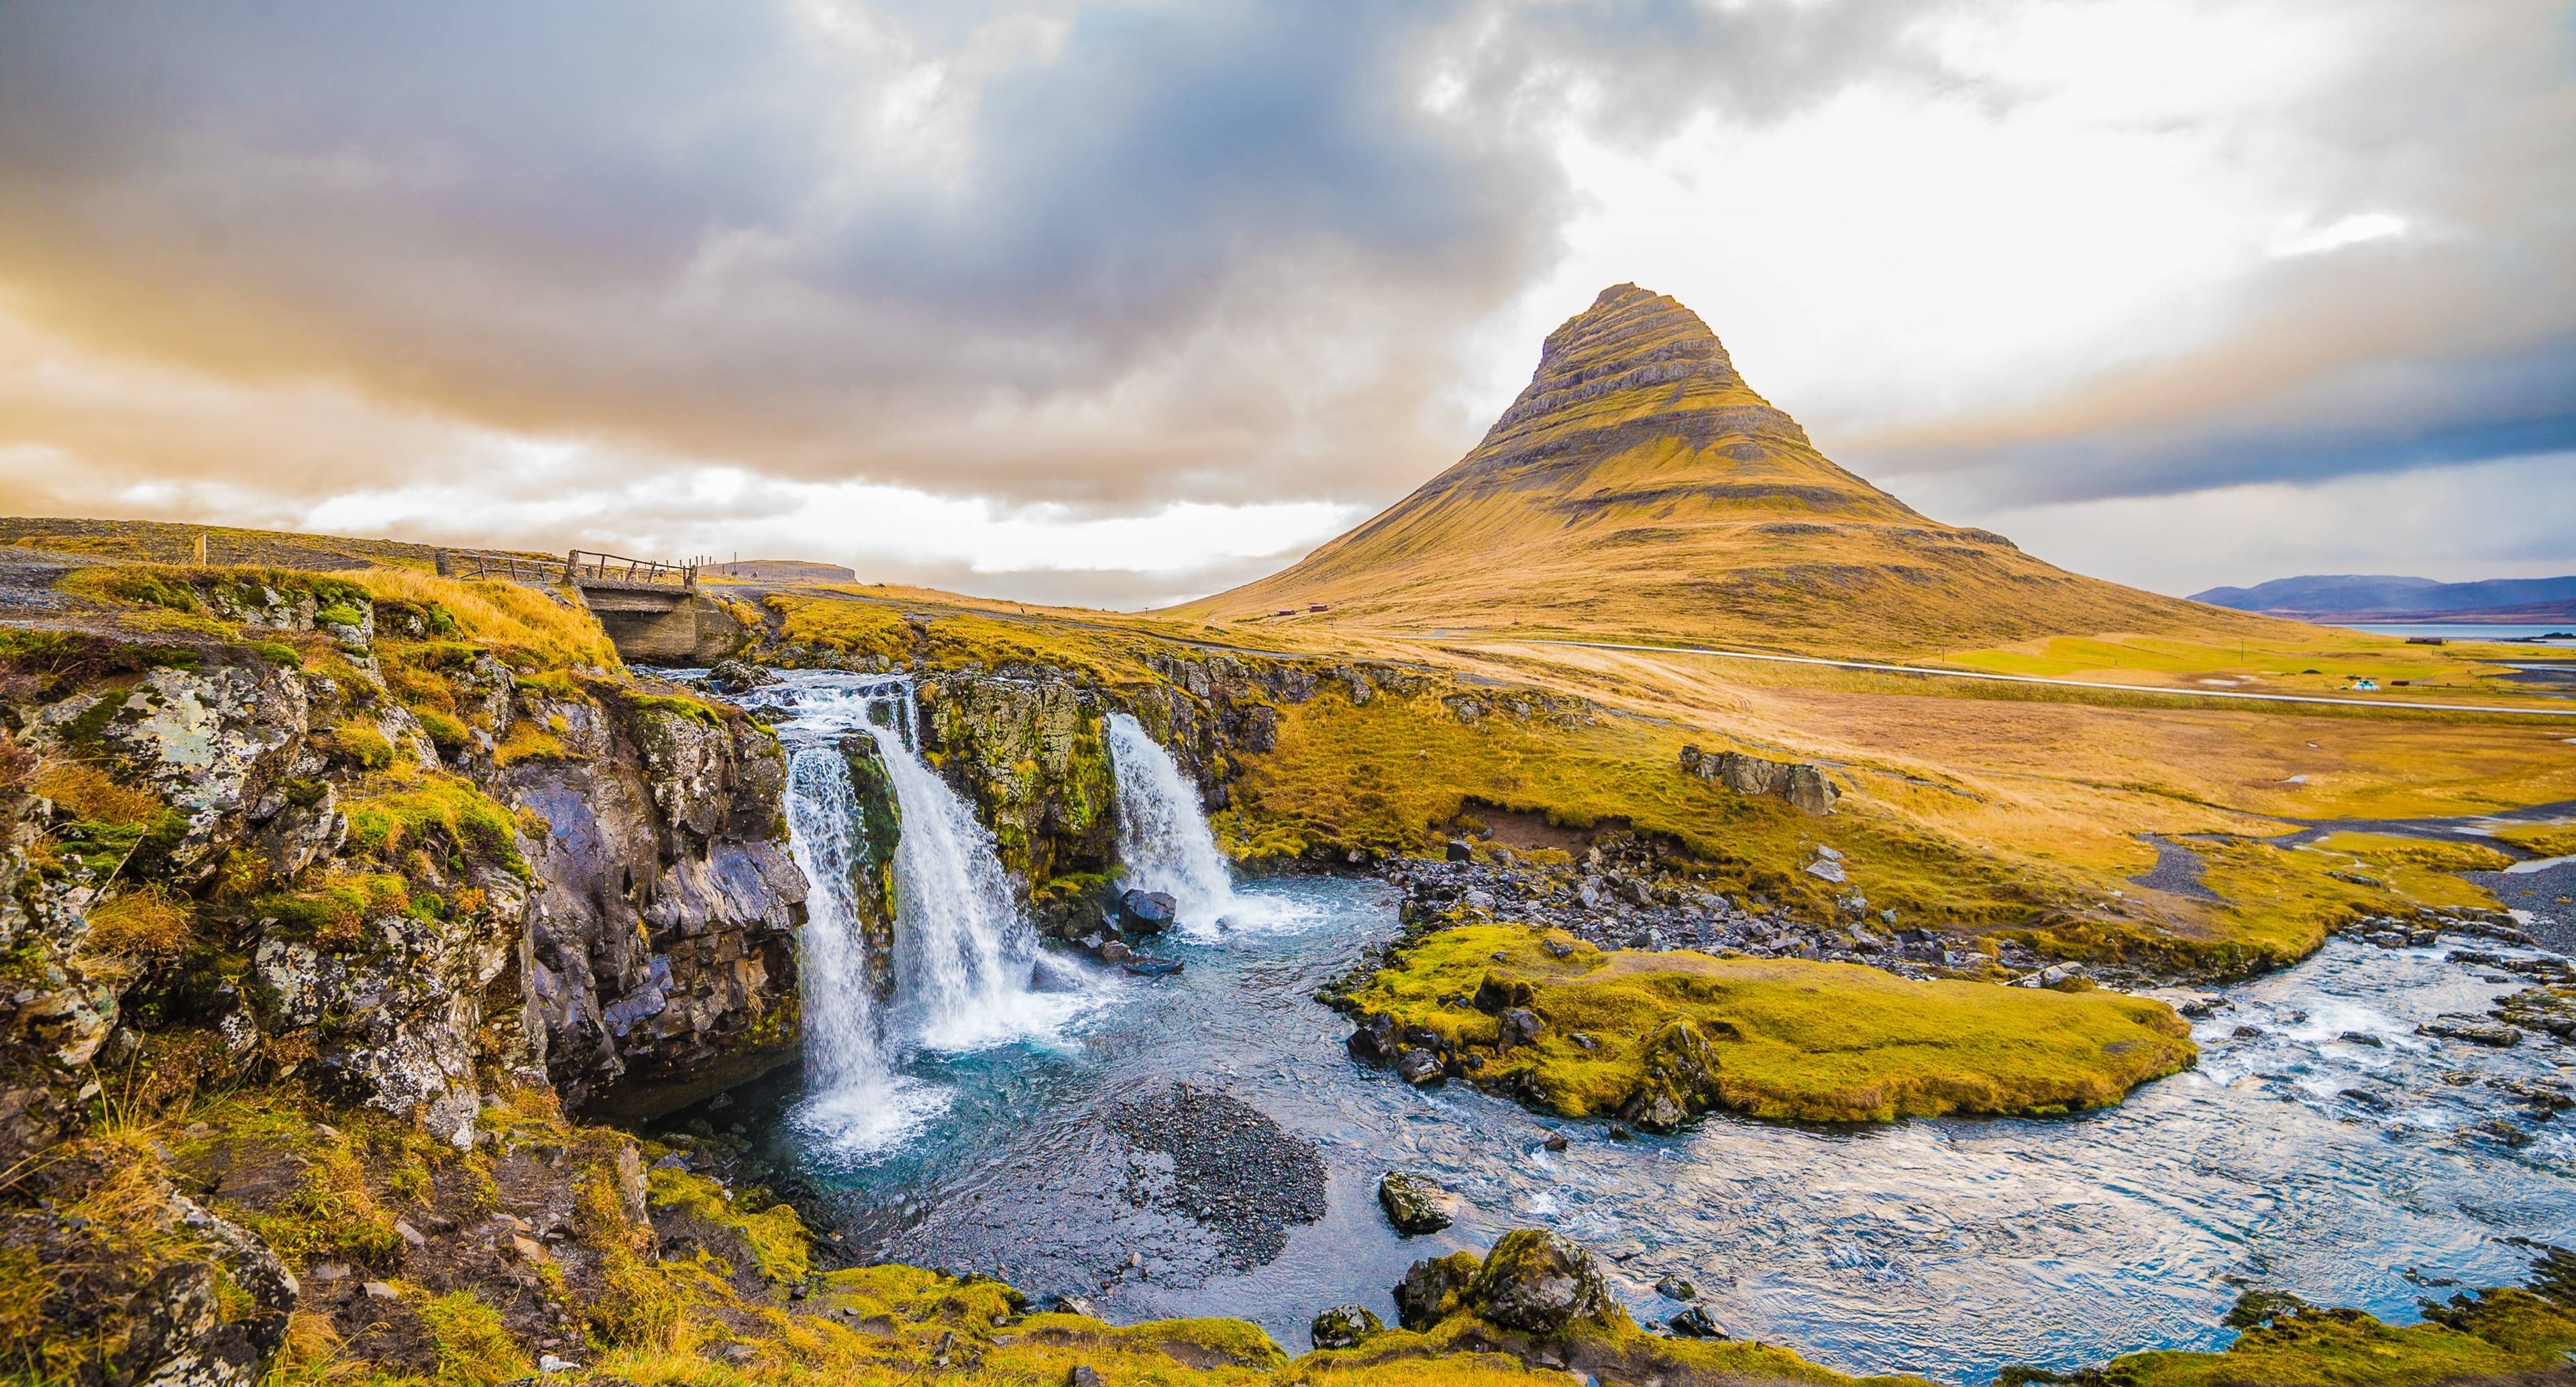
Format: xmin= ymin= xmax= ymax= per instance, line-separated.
xmin=1179 ymin=284 xmax=2261 ymax=655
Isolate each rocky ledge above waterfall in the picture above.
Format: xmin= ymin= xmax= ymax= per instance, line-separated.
xmin=0 ymin=567 xmax=808 ymax=1156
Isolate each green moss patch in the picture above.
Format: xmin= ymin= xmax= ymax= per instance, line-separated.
xmin=2019 ymin=1283 xmax=2576 ymax=1386
xmin=1343 ymin=925 xmax=2196 ymax=1124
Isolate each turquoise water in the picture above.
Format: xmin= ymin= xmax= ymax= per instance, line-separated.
xmin=731 ymin=877 xmax=2576 ymax=1386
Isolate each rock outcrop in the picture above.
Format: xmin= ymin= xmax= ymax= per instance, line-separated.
xmin=1679 ymin=744 xmax=1838 ymax=815
xmin=1 ymin=571 xmax=805 ymax=1145
xmin=511 ymin=685 xmax=804 ymax=1122
xmin=915 ymin=674 xmax=1116 ymax=889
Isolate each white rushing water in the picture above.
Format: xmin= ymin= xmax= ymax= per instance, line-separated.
xmin=1106 ymin=712 xmax=1241 ymax=932
xmin=755 ymin=672 xmax=1091 ymax=1154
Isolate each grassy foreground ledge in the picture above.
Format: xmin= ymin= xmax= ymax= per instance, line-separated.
xmin=2005 ymin=1266 xmax=2576 ymax=1387
xmin=1336 ymin=925 xmax=2197 ymax=1125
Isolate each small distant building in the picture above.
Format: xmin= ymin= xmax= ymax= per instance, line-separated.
xmin=2405 ymin=636 xmax=2445 ymax=645
xmin=1308 ymin=604 xmax=1330 ymax=612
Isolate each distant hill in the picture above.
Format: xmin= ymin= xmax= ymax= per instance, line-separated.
xmin=2192 ymin=573 xmax=2576 ymax=623
xmin=707 ymin=559 xmax=858 ymax=583
xmin=1174 ymin=284 xmax=2279 ymax=655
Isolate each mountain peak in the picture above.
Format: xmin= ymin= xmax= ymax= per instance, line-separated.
xmin=1175 ymin=284 xmax=2238 ymax=655
xmin=1487 ymin=284 xmax=1746 ymax=437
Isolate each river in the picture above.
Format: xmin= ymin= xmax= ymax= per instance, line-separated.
xmin=711 ymin=671 xmax=2576 ymax=1386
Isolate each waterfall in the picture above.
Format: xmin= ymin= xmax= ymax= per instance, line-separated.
xmin=784 ymin=741 xmax=885 ymax=1095
xmin=751 ymin=670 xmax=1084 ymax=1154
xmin=1106 ymin=712 xmax=1243 ymax=933
xmin=858 ymin=716 xmax=1050 ymax=1050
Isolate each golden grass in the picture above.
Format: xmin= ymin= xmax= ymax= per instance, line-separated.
xmin=352 ymin=567 xmax=619 ymax=671
xmin=32 ymin=761 xmax=163 ymax=824
xmin=78 ymin=887 xmax=194 ymax=962
xmin=2196 ymin=838 xmax=2502 ymax=962
xmin=2495 ymin=822 xmax=2576 ymax=858
xmin=2304 ymin=831 xmax=2516 ymax=873
xmin=643 ymin=1164 xmax=812 ymax=1284
xmin=1346 ymin=924 xmax=2195 ymax=1123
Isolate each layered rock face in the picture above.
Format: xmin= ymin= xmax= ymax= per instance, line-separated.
xmin=511 ymin=688 xmax=804 ymax=1122
xmin=0 ymin=571 xmax=803 ymax=1152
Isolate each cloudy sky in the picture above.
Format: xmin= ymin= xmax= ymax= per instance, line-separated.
xmin=1 ymin=0 xmax=2569 ymax=608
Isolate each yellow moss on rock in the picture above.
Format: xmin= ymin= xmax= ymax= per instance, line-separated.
xmin=1345 ymin=925 xmax=2196 ymax=1123
xmin=2053 ymin=1287 xmax=2576 ymax=1387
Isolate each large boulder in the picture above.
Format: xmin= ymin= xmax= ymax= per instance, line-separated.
xmin=1678 ymin=745 xmax=1838 ymax=815
xmin=1468 ymin=1229 xmax=1615 ymax=1335
xmin=915 ymin=675 xmax=1116 ymax=889
xmin=511 ymin=689 xmax=806 ymax=1122
xmin=1118 ymin=888 xmax=1177 ymax=936
xmin=1618 ymin=1019 xmax=1724 ymax=1134
xmin=1393 ymin=1250 xmax=1483 ymax=1331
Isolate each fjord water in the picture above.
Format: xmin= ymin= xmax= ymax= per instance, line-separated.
xmin=743 ymin=673 xmax=2575 ymax=1384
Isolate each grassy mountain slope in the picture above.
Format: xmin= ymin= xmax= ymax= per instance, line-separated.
xmin=1176 ymin=284 xmax=2282 ymax=657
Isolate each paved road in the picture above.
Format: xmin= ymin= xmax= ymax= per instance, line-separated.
xmin=1474 ymin=636 xmax=2576 ymax=718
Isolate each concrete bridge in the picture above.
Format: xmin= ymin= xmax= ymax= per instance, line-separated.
xmin=437 ymin=549 xmax=749 ymax=666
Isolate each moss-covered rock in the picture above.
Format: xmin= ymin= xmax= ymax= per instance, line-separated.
xmin=916 ymin=674 xmax=1116 ymax=891
xmin=1340 ymin=924 xmax=2196 ymax=1125
xmin=1470 ymin=1229 xmax=1616 ymax=1335
xmin=1366 ymin=1229 xmax=1940 ymax=1386
xmin=2007 ymin=1277 xmax=2576 ymax=1386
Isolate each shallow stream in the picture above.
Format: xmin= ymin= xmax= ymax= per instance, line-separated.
xmin=719 ymin=878 xmax=2570 ymax=1384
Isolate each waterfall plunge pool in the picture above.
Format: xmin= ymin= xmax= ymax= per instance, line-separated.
xmin=700 ymin=671 xmax=2576 ymax=1386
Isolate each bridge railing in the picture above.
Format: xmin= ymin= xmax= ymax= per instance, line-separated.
xmin=563 ymin=550 xmax=698 ymax=590
xmin=435 ymin=549 xmax=564 ymax=587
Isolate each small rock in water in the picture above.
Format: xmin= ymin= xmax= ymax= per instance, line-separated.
xmin=1655 ymin=1274 xmax=1698 ymax=1301
xmin=1667 ymin=1305 xmax=1725 ymax=1339
xmin=704 ymin=660 xmax=777 ymax=694
xmin=1542 ymin=1131 xmax=1570 ymax=1153
xmin=1378 ymin=1172 xmax=1457 ymax=1235
xmin=2420 ymin=1016 xmax=2520 ymax=1047
xmin=1309 ymin=1304 xmax=1385 ymax=1349
xmin=1122 ymin=956 xmax=1183 ymax=978
xmin=2337 ymin=1030 xmax=2385 ymax=1048
xmin=2231 ymin=1025 xmax=2267 ymax=1039
xmin=1393 ymin=1048 xmax=1446 ymax=1087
